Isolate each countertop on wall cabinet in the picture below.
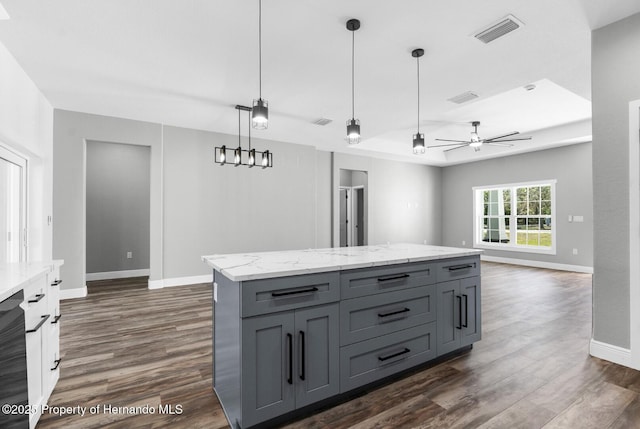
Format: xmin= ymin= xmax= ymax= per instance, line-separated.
xmin=202 ymin=243 xmax=482 ymax=281
xmin=0 ymin=260 xmax=64 ymax=302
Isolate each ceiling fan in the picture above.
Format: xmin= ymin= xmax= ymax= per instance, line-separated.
xmin=428 ymin=121 xmax=532 ymax=152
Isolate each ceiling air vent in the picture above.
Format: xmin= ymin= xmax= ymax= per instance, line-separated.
xmin=474 ymin=15 xmax=524 ymax=44
xmin=447 ymin=91 xmax=479 ymax=104
xmin=312 ymin=118 xmax=333 ymax=126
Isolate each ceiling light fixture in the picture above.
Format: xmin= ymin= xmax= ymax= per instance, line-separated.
xmin=411 ymin=48 xmax=425 ymax=154
xmin=346 ymin=18 xmax=361 ymax=145
xmin=252 ymin=0 xmax=268 ymax=130
xmin=215 ymin=105 xmax=273 ymax=168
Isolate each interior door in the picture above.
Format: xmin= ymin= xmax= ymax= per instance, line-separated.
xmin=339 ymin=188 xmax=350 ymax=247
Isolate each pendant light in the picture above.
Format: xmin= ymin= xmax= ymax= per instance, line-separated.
xmin=412 ymin=48 xmax=425 ymax=154
xmin=252 ymin=0 xmax=268 ymax=130
xmin=346 ymin=19 xmax=361 ymax=144
xmin=214 ymin=105 xmax=273 ymax=168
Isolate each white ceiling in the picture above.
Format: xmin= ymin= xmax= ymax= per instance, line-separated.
xmin=0 ymin=0 xmax=639 ymax=166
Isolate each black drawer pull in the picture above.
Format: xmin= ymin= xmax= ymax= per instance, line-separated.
xmin=271 ymin=287 xmax=319 ymax=297
xmin=456 ymin=296 xmax=462 ymax=330
xmin=299 ymin=330 xmax=306 ymax=381
xmin=51 ymin=279 xmax=62 ymax=287
xmin=447 ymin=264 xmax=474 ymax=272
xmin=378 ymin=348 xmax=411 ymax=362
xmin=51 ymin=358 xmax=62 ymax=371
xmin=463 ymin=294 xmax=468 ymax=328
xmin=378 ymin=307 xmax=410 ymax=318
xmin=52 ymin=314 xmax=62 ymax=324
xmin=27 ymin=314 xmax=50 ymax=333
xmin=377 ymin=274 xmax=410 ymax=282
xmin=28 ymin=293 xmax=45 ymax=303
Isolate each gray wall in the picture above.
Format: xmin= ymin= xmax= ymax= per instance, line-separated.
xmin=591 ymin=12 xmax=640 ymax=348
xmin=442 ymin=143 xmax=593 ymax=268
xmin=86 ymin=141 xmax=150 ymax=273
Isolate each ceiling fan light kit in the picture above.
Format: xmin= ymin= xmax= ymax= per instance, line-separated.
xmin=428 ymin=120 xmax=532 ymax=153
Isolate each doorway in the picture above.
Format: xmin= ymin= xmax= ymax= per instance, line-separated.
xmin=338 ymin=169 xmax=367 ymax=247
xmin=85 ymin=141 xmax=151 ymax=285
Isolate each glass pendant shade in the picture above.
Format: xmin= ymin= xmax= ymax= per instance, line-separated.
xmin=234 ymin=147 xmax=241 ymax=165
xmin=347 ymin=118 xmax=361 ymax=145
xmin=248 ymin=149 xmax=256 ymax=166
xmin=252 ymin=98 xmax=269 ymax=130
xmin=219 ymin=145 xmax=227 ymax=164
xmin=413 ymin=133 xmax=425 ymax=154
xmin=261 ymin=150 xmax=270 ymax=168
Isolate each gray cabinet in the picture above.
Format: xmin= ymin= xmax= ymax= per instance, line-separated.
xmin=436 ymin=276 xmax=481 ymax=356
xmin=240 ymin=303 xmax=339 ymax=428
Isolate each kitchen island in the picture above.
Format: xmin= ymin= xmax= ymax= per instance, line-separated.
xmin=203 ymin=243 xmax=482 ymax=429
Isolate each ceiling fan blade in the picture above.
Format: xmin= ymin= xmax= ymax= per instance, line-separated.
xmin=485 ymin=142 xmax=514 ymax=147
xmin=488 ymin=137 xmax=532 ymax=143
xmin=428 ymin=142 xmax=471 ymax=148
xmin=485 ymin=131 xmax=520 ymax=141
xmin=444 ymin=145 xmax=469 ymax=153
xmin=434 ymin=138 xmax=469 ymax=143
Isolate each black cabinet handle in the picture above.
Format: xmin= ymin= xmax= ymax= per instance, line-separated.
xmin=286 ymin=333 xmax=293 ymax=385
xmin=28 ymin=293 xmax=45 ymax=303
xmin=378 ymin=307 xmax=411 ymax=318
xmin=52 ymin=314 xmax=62 ymax=324
xmin=463 ymin=294 xmax=469 ymax=328
xmin=272 ymin=287 xmax=318 ymax=297
xmin=299 ymin=330 xmax=305 ymax=381
xmin=51 ymin=358 xmax=62 ymax=371
xmin=377 ymin=274 xmax=410 ymax=282
xmin=447 ymin=264 xmax=474 ymax=272
xmin=456 ymin=296 xmax=462 ymax=330
xmin=50 ymin=279 xmax=62 ymax=287
xmin=27 ymin=314 xmax=50 ymax=333
xmin=378 ymin=348 xmax=411 ymax=362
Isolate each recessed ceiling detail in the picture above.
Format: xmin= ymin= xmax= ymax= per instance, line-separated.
xmin=312 ymin=118 xmax=333 ymax=126
xmin=447 ymin=91 xmax=479 ymax=104
xmin=474 ymin=14 xmax=524 ymax=44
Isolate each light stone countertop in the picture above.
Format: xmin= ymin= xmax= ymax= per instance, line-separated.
xmin=0 ymin=260 xmax=63 ymax=303
xmin=202 ymin=243 xmax=482 ymax=282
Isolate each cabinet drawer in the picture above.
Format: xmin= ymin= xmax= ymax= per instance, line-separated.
xmin=241 ymin=272 xmax=340 ymax=317
xmin=339 ymin=323 xmax=436 ymax=392
xmin=340 ymin=262 xmax=434 ymax=299
xmin=340 ymin=285 xmax=435 ymax=346
xmin=435 ymin=257 xmax=480 ymax=282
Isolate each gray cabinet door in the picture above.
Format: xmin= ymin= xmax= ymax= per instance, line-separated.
xmin=242 ymin=312 xmax=295 ymax=428
xmin=294 ymin=304 xmax=340 ymax=408
xmin=460 ymin=276 xmax=481 ymax=346
xmin=436 ymin=280 xmax=461 ymax=356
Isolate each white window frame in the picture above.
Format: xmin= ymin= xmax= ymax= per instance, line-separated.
xmin=0 ymin=144 xmax=28 ymax=262
xmin=472 ymin=179 xmax=557 ymax=255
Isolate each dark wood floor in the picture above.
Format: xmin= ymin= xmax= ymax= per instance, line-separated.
xmin=37 ymin=264 xmax=640 ymax=428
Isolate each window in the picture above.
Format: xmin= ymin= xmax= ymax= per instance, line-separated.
xmin=473 ymin=180 xmax=556 ymax=254
xmin=0 ymin=145 xmax=27 ymax=263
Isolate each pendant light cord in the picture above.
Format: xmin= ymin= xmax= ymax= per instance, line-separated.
xmin=258 ymin=0 xmax=262 ymax=99
xmin=351 ymin=29 xmax=355 ymax=119
xmin=238 ymin=108 xmax=241 ymax=148
xmin=417 ymin=56 xmax=420 ymax=134
xmin=248 ymin=108 xmax=252 ymax=150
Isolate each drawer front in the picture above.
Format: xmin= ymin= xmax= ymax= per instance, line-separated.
xmin=435 ymin=256 xmax=480 ymax=282
xmin=341 ymin=262 xmax=434 ymax=299
xmin=24 ymin=275 xmax=49 ymax=332
xmin=340 ymin=285 xmax=435 ymax=346
xmin=241 ymin=272 xmax=340 ymax=317
xmin=339 ymin=323 xmax=436 ymax=393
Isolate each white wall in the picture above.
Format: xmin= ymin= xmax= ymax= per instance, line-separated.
xmin=0 ymin=41 xmax=53 ymax=262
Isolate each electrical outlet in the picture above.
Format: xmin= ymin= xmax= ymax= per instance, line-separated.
xmin=127 ymin=251 xmax=133 ymax=259
xmin=573 ymin=248 xmax=578 ymax=255
xmin=462 ymin=240 xmax=466 ymax=246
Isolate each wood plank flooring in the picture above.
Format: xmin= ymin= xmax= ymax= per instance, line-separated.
xmin=37 ymin=264 xmax=640 ymax=428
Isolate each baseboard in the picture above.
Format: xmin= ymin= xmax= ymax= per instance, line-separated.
xmin=590 ymin=339 xmax=632 ymax=368
xmin=148 ymin=274 xmax=213 ymax=290
xmin=480 ymin=255 xmax=593 ymax=274
xmin=86 ymin=269 xmax=150 ymax=281
xmin=60 ymin=286 xmax=88 ymax=300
